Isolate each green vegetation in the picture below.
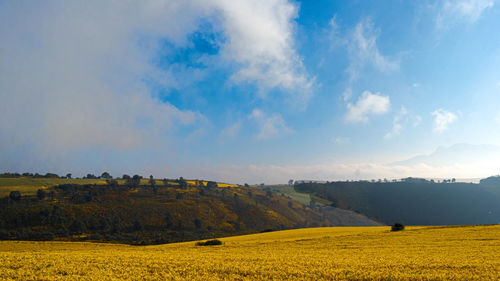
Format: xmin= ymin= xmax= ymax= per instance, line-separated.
xmin=295 ymin=178 xmax=500 ymax=225
xmin=195 ymin=239 xmax=222 ymax=246
xmin=0 ymin=175 xmax=378 ymax=245
xmin=391 ymin=222 xmax=405 ymax=231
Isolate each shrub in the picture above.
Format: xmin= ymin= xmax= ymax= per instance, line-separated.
xmin=391 ymin=222 xmax=405 ymax=231
xmin=196 ymin=239 xmax=222 ymax=246
xmin=9 ymin=191 xmax=21 ymax=202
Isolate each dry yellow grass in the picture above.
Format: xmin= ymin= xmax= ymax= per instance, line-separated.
xmin=0 ymin=225 xmax=499 ymax=280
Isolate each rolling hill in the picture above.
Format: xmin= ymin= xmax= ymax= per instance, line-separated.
xmin=295 ymin=179 xmax=500 ymax=225
xmin=0 ymin=176 xmax=379 ymax=244
xmin=1 ymin=225 xmax=498 ymax=280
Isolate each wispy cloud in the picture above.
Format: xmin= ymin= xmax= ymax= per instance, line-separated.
xmin=346 ymin=18 xmax=400 ymax=84
xmin=345 ymin=91 xmax=391 ymax=123
xmin=385 ymin=107 xmax=408 ymax=139
xmin=332 ymin=136 xmax=350 ymax=145
xmin=437 ymin=0 xmax=495 ymax=28
xmin=249 ymin=109 xmax=293 ymax=140
xmin=385 ymin=107 xmax=422 ymax=139
xmin=432 ymin=109 xmax=458 ymax=132
xmin=220 ymin=121 xmax=242 ymax=139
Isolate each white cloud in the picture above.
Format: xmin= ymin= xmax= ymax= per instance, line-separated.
xmin=0 ymin=0 xmax=310 ymax=171
xmin=215 ymin=0 xmax=314 ymax=101
xmin=328 ymin=14 xmax=339 ymax=43
xmin=249 ymin=109 xmax=292 ymax=139
xmin=345 ymin=91 xmax=391 ymax=123
xmin=385 ymin=107 xmax=408 ymax=139
xmin=184 ymin=160 xmax=500 ymax=184
xmin=432 ymin=109 xmax=458 ymax=132
xmin=346 ymin=19 xmax=399 ymax=83
xmin=437 ymin=0 xmax=495 ymax=28
xmin=342 ymin=87 xmax=353 ymax=101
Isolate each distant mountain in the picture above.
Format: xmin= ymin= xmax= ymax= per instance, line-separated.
xmin=391 ymin=143 xmax=500 ymax=167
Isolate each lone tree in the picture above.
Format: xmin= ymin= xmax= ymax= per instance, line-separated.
xmin=391 ymin=222 xmax=405 ymax=231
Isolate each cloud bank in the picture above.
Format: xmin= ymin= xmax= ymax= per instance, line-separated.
xmin=0 ymin=0 xmax=310 ymax=172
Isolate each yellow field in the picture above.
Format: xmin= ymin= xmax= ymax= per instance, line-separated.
xmin=0 ymin=177 xmax=107 ymax=197
xmin=0 ymin=225 xmax=498 ymax=280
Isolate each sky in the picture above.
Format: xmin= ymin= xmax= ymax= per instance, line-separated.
xmin=1 ymin=0 xmax=500 ymax=183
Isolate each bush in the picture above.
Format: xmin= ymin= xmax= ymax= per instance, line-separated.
xmin=196 ymin=239 xmax=222 ymax=246
xmin=9 ymin=191 xmax=21 ymax=202
xmin=391 ymin=222 xmax=405 ymax=231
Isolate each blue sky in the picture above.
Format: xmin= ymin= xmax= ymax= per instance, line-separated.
xmin=1 ymin=0 xmax=500 ymax=183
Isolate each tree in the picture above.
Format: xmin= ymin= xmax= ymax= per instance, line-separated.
xmin=106 ymin=179 xmax=119 ymax=188
xmin=391 ymin=222 xmax=405 ymax=231
xmin=9 ymin=191 xmax=21 ymax=202
xmin=66 ymin=173 xmax=72 ymax=179
xmin=164 ymin=212 xmax=174 ymax=229
xmin=194 ymin=218 xmax=202 ymax=229
xmin=288 ymin=179 xmax=294 ymax=186
xmin=37 ymin=189 xmax=46 ymax=200
xmin=149 ymin=175 xmax=156 ymax=187
xmin=101 ymin=172 xmax=112 ymax=179
xmin=133 ymin=220 xmax=144 ymax=231
xmin=126 ymin=175 xmax=142 ymax=188
xmin=178 ymin=177 xmax=187 ymax=189
xmin=69 ymin=219 xmax=87 ymax=234
xmin=206 ymin=181 xmax=218 ymax=189
xmin=122 ymin=174 xmax=131 ymax=180
xmin=44 ymin=173 xmax=59 ymax=178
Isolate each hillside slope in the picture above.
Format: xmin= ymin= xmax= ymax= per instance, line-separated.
xmin=0 ymin=178 xmax=379 ymax=244
xmin=295 ymin=180 xmax=500 ymax=225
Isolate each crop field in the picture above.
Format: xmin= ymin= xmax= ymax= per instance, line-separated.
xmin=0 ymin=178 xmax=107 ymax=197
xmin=0 ymin=225 xmax=498 ymax=280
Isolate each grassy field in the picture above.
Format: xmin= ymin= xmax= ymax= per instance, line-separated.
xmin=0 ymin=177 xmax=107 ymax=197
xmin=0 ymin=225 xmax=498 ymax=280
